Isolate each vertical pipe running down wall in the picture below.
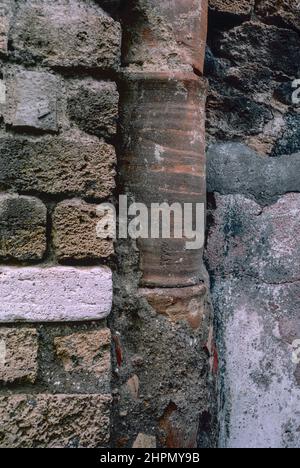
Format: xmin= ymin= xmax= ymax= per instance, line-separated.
xmin=120 ymin=0 xmax=208 ymax=287
xmin=120 ymin=71 xmax=207 ymax=287
xmin=112 ymin=0 xmax=217 ymax=448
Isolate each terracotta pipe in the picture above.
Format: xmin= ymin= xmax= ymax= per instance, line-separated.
xmin=120 ymin=0 xmax=208 ymax=288
xmin=120 ymin=71 xmax=207 ymax=287
xmin=116 ymin=1 xmax=215 ymax=448
xmin=122 ymin=0 xmax=208 ymax=73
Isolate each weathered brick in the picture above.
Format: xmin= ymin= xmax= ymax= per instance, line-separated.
xmin=0 ymin=134 xmax=116 ymax=198
xmin=53 ymin=199 xmax=114 ymax=262
xmin=5 ymin=70 xmax=59 ymax=132
xmin=0 ymin=266 xmax=112 ymax=322
xmin=0 ymin=394 xmax=111 ymax=448
xmin=0 ymin=194 xmax=47 ymax=261
xmin=54 ymin=329 xmax=111 ymax=378
xmin=0 ymin=328 xmax=38 ymax=384
xmin=67 ymin=80 xmax=119 ymax=139
xmin=10 ymin=0 xmax=121 ymax=69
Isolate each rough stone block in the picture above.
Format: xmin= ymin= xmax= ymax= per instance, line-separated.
xmin=10 ymin=0 xmax=121 ymax=69
xmin=216 ymin=21 xmax=300 ymax=76
xmin=0 ymin=394 xmax=111 ymax=448
xmin=0 ymin=193 xmax=47 ymax=261
xmin=67 ymin=80 xmax=119 ymax=139
xmin=0 ymin=134 xmax=116 ymax=198
xmin=0 ymin=266 xmax=112 ymax=322
xmin=53 ymin=199 xmax=114 ymax=262
xmin=0 ymin=328 xmax=38 ymax=384
xmin=54 ymin=329 xmax=111 ymax=377
xmin=272 ymin=113 xmax=300 ymax=157
xmin=209 ymin=0 xmax=254 ymax=18
xmin=0 ymin=16 xmax=8 ymax=55
xmin=5 ymin=70 xmax=59 ymax=132
xmin=255 ymin=0 xmax=300 ymax=33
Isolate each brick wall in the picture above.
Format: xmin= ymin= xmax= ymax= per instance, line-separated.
xmin=0 ymin=0 xmax=120 ymax=448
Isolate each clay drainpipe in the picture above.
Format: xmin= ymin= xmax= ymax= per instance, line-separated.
xmin=120 ymin=0 xmax=208 ymax=288
xmin=118 ymin=0 xmax=213 ymax=449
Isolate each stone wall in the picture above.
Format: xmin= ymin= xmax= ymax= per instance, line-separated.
xmin=0 ymin=0 xmax=120 ymax=448
xmin=205 ymin=0 xmax=300 ymax=448
xmin=0 ymin=0 xmax=217 ymax=449
xmin=1 ymin=0 xmax=298 ymax=450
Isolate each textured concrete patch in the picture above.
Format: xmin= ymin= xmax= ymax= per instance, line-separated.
xmin=206 ymin=192 xmax=300 ymax=284
xmin=205 ymin=2 xmax=300 ymax=449
xmin=5 ymin=70 xmax=60 ymax=132
xmin=10 ymin=0 xmax=121 ymax=69
xmin=207 ymin=143 xmax=300 ymax=204
xmin=207 ymin=191 xmax=300 ymax=447
xmin=0 ymin=328 xmax=38 ymax=384
xmin=110 ymin=259 xmax=216 ymax=448
xmin=0 ymin=266 xmax=112 ymax=322
xmin=0 ymin=193 xmax=47 ymax=261
xmin=214 ymin=277 xmax=300 ymax=448
xmin=0 ymin=394 xmax=111 ymax=448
